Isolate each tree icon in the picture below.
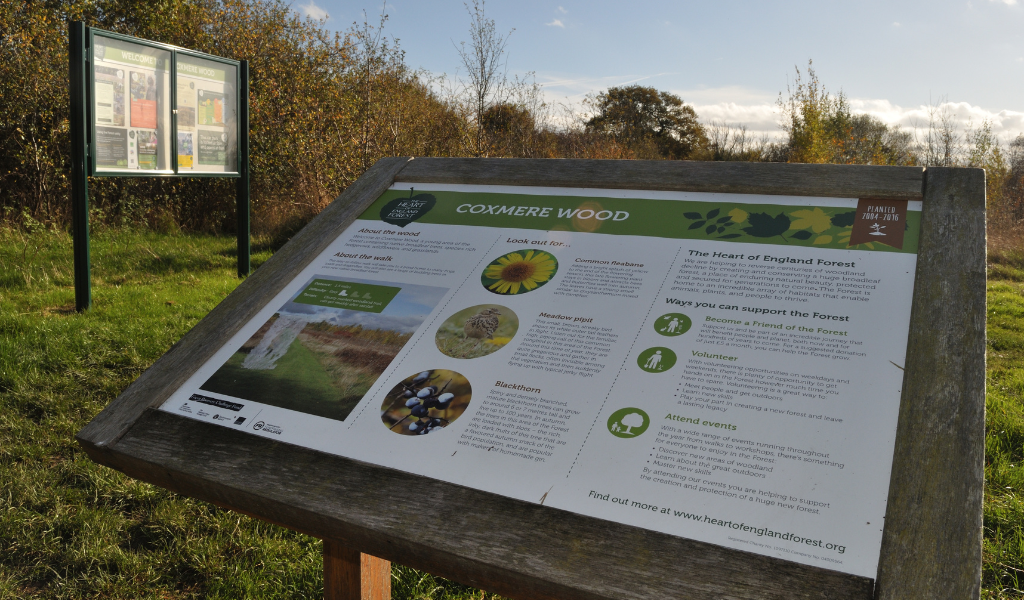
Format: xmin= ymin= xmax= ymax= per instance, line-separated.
xmin=607 ymin=407 xmax=650 ymax=438
xmin=620 ymin=412 xmax=644 ymax=435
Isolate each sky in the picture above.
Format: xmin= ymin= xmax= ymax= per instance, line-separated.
xmin=293 ymin=0 xmax=1024 ymax=141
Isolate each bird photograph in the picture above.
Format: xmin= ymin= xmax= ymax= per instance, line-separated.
xmin=435 ymin=304 xmax=519 ymax=359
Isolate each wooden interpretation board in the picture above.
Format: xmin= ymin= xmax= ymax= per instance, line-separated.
xmin=77 ymin=158 xmax=986 ymax=600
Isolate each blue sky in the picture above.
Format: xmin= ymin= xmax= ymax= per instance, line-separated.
xmin=294 ymin=0 xmax=1024 ymax=140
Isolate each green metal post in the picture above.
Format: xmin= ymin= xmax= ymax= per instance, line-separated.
xmin=70 ymin=21 xmax=91 ymax=311
xmin=236 ymin=60 xmax=251 ymax=277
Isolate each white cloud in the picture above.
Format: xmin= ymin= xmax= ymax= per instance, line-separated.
xmin=991 ymin=0 xmax=1017 ymax=5
xmin=557 ymin=6 xmax=568 ymax=13
xmin=297 ymin=0 xmax=329 ymax=21
xmin=892 ymin=21 xmax=901 ymax=27
xmin=681 ymin=91 xmax=1024 ymax=142
xmin=546 ymin=18 xmax=565 ymax=28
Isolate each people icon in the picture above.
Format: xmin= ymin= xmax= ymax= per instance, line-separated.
xmin=655 ymin=313 xmax=691 ymax=337
xmin=638 ymin=347 xmax=676 ymax=372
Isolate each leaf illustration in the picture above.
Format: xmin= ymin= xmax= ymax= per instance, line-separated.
xmin=706 ymin=224 xmax=717 ymax=234
xmin=789 ymin=207 xmax=832 ymax=233
xmin=832 ymin=211 xmax=856 ymax=227
xmin=813 ymin=235 xmax=833 ymax=245
xmin=716 ymin=216 xmax=733 ymax=224
xmin=688 ymin=220 xmax=706 ymax=230
xmin=706 ymin=208 xmax=721 ymax=219
xmin=717 ymin=226 xmax=726 ymax=233
xmin=728 ymin=208 xmax=748 ymax=223
xmin=684 ymin=212 xmax=703 ymax=220
xmin=791 ymin=230 xmax=813 ymax=240
xmin=718 ymin=233 xmax=742 ymax=239
xmin=742 ymin=212 xmax=791 ymax=238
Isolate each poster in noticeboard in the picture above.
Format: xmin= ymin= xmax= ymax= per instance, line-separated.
xmin=158 ymin=182 xmax=922 ymax=580
xmin=91 ymin=36 xmax=171 ymax=173
xmin=175 ymin=55 xmax=238 ymax=174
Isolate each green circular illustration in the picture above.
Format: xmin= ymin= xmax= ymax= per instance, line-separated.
xmin=637 ymin=347 xmax=676 ymax=373
xmin=607 ymin=407 xmax=650 ymax=438
xmin=654 ymin=313 xmax=692 ymax=336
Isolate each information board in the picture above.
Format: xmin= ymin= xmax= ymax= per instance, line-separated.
xmin=157 ymin=182 xmax=921 ymax=579
xmin=86 ymin=29 xmax=240 ymax=177
xmin=91 ymin=36 xmax=173 ymax=173
xmin=175 ymin=55 xmax=238 ymax=173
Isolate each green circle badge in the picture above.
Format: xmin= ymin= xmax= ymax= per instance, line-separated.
xmin=608 ymin=407 xmax=650 ymax=438
xmin=637 ymin=347 xmax=676 ymax=373
xmin=654 ymin=313 xmax=691 ymax=336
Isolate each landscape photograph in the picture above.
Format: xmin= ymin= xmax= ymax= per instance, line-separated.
xmin=200 ymin=277 xmax=447 ymax=421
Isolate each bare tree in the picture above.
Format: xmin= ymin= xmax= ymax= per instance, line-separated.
xmin=454 ymin=0 xmax=513 ymax=156
xmin=919 ymin=97 xmax=964 ymax=167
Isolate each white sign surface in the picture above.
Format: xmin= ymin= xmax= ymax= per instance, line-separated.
xmin=160 ymin=183 xmax=921 ymax=578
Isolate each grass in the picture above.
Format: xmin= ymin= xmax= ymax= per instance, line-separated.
xmin=985 ymin=239 xmax=1024 ymax=598
xmin=0 ymin=227 xmax=505 ymax=600
xmin=3 ymin=226 xmax=1024 ymax=598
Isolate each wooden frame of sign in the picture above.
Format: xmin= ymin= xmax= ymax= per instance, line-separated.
xmin=76 ymin=158 xmax=986 ymax=600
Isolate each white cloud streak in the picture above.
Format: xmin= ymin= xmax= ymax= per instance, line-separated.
xmin=689 ymin=94 xmax=1024 ymax=142
xmin=546 ymin=18 xmax=565 ymax=28
xmin=297 ymin=0 xmax=329 ymax=21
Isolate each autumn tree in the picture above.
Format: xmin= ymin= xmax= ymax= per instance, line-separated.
xmin=777 ymin=62 xmax=916 ymax=166
xmin=585 ymin=86 xmax=707 ymax=160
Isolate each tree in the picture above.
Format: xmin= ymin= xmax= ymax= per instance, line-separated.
xmin=454 ymin=0 xmax=512 ymax=156
xmin=585 ymin=86 xmax=707 ymax=160
xmin=778 ymin=61 xmax=915 ymax=166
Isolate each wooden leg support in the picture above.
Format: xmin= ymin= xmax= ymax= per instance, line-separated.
xmin=323 ymin=540 xmax=391 ymax=600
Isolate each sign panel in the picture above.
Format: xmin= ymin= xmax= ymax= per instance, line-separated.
xmin=175 ymin=55 xmax=238 ymax=174
xmin=158 ymin=183 xmax=921 ymax=579
xmin=91 ymin=36 xmax=172 ymax=173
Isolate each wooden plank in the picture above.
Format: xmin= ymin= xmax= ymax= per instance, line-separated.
xmin=323 ymin=541 xmax=391 ymax=600
xmin=874 ymin=167 xmax=986 ymax=599
xmin=394 ymin=158 xmax=925 ymax=200
xmin=83 ymin=409 xmax=875 ymax=600
xmin=75 ymin=156 xmax=413 ymax=449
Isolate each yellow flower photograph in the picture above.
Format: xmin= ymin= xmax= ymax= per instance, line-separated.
xmin=481 ymin=249 xmax=558 ymax=295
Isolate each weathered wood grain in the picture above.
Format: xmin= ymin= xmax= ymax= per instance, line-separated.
xmin=86 ymin=409 xmax=874 ymax=600
xmin=324 ymin=541 xmax=390 ymax=600
xmin=394 ymin=158 xmax=925 ymax=199
xmin=75 ymin=156 xmax=413 ymax=449
xmin=874 ymin=167 xmax=986 ymax=599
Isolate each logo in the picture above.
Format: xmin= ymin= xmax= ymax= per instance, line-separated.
xmin=233 ymin=417 xmax=247 ymax=425
xmin=607 ymin=408 xmax=650 ymax=438
xmin=380 ymin=191 xmax=436 ymax=228
xmin=253 ymin=421 xmax=265 ymax=431
xmin=849 ymin=198 xmax=908 ymax=249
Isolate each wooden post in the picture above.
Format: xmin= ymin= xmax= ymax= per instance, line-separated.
xmin=323 ymin=540 xmax=391 ymax=600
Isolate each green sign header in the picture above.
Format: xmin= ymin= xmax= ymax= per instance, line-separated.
xmin=177 ymin=60 xmax=229 ymax=83
xmin=361 ymin=190 xmax=920 ymax=253
xmin=294 ymin=280 xmax=401 ymax=313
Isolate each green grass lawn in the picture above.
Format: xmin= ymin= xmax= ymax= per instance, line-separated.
xmin=0 ymin=228 xmax=503 ymax=600
xmin=2 ymin=227 xmax=1023 ymax=598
